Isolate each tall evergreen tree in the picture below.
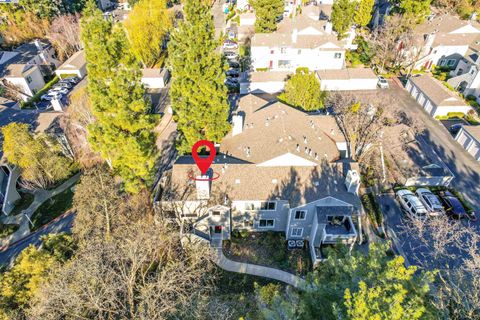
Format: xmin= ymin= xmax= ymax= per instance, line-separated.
xmin=251 ymin=0 xmax=284 ymax=33
xmin=168 ymin=0 xmax=230 ymax=153
xmin=81 ymin=0 xmax=157 ymax=193
xmin=278 ymin=69 xmax=326 ymax=111
xmin=354 ymin=0 xmax=375 ymax=28
xmin=331 ymin=0 xmax=356 ymax=39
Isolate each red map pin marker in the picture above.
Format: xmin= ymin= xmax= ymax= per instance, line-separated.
xmin=192 ymin=140 xmax=216 ymax=175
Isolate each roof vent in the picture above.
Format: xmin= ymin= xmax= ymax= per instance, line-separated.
xmin=315 ymin=153 xmax=318 ymax=160
xmin=235 ymin=179 xmax=240 ymax=184
xmin=330 ymin=129 xmax=335 ymax=135
xmin=309 ymin=149 xmax=313 ymax=156
xmin=272 ymin=179 xmax=278 ymax=184
xmin=324 ymin=153 xmax=328 ymax=158
xmin=288 ymin=135 xmax=292 ymax=140
xmin=305 ymin=147 xmax=308 ymax=154
xmin=303 ymin=136 xmax=307 ymax=144
xmin=246 ymin=147 xmax=251 ymax=157
xmin=278 ymin=137 xmax=284 ymax=143
xmin=296 ymin=144 xmax=300 ymax=152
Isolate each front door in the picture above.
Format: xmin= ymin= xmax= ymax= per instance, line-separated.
xmin=211 ymin=225 xmax=223 ymax=239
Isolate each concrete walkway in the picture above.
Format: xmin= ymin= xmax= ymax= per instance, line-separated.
xmin=0 ymin=173 xmax=80 ymax=246
xmin=213 ymin=248 xmax=307 ymax=289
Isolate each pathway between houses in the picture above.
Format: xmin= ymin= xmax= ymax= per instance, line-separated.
xmin=0 ymin=173 xmax=81 ymax=247
xmin=213 ymin=247 xmax=307 ymax=289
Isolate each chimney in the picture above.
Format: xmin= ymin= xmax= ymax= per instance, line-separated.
xmin=196 ymin=176 xmax=211 ymax=200
xmin=345 ymin=170 xmax=360 ymax=195
xmin=232 ymin=114 xmax=244 ymax=136
xmin=34 ymin=39 xmax=43 ymax=51
xmin=325 ymin=21 xmax=333 ymax=34
xmin=471 ymin=12 xmax=478 ymax=22
xmin=292 ymin=28 xmax=298 ymax=44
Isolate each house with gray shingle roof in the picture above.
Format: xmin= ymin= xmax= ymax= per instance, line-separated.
xmin=455 ymin=125 xmax=480 ymax=161
xmin=158 ymin=94 xmax=363 ymax=264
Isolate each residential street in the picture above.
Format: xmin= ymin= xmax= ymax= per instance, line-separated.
xmin=386 ymin=81 xmax=480 ymax=211
xmin=0 ymin=212 xmax=75 ymax=267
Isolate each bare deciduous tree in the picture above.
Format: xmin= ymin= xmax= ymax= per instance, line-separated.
xmin=28 ymin=204 xmax=215 ymax=319
xmin=46 ymin=14 xmax=82 ymax=61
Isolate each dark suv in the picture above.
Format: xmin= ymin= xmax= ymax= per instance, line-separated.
xmin=439 ymin=191 xmax=468 ymax=219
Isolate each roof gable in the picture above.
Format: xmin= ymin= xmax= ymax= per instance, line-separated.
xmin=318 ymin=42 xmax=340 ymax=49
xmin=298 ymin=26 xmax=323 ymax=36
xmin=257 ymin=152 xmax=318 ymax=167
xmin=450 ymin=24 xmax=480 ymax=34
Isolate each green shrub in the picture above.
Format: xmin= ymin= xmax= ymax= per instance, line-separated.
xmin=256 ymin=68 xmax=268 ymax=72
xmin=446 ymin=112 xmax=466 ymax=119
xmin=466 ymin=114 xmax=480 ymax=125
xmin=232 ymin=229 xmax=240 ymax=238
xmin=361 ymin=193 xmax=383 ymax=227
xmin=466 ymin=95 xmax=477 ymax=101
xmin=20 ymin=76 xmax=59 ymax=109
xmin=239 ymin=229 xmax=249 ymax=238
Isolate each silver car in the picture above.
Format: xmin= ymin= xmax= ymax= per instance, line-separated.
xmin=377 ymin=76 xmax=389 ymax=89
xmin=396 ymin=189 xmax=428 ymax=220
xmin=415 ymin=188 xmax=445 ymax=216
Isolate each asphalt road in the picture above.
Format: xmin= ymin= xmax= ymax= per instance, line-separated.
xmin=0 ymin=212 xmax=75 ymax=267
xmin=388 ymin=81 xmax=480 ymax=211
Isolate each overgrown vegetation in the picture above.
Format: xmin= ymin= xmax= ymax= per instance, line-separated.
xmin=361 ymin=193 xmax=383 ymax=228
xmin=30 ymin=187 xmax=74 ymax=230
xmin=224 ymin=231 xmax=311 ymax=276
xmin=0 ymin=224 xmax=19 ymax=239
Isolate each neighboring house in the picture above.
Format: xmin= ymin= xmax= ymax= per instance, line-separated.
xmin=250 ymin=4 xmax=355 ymax=72
xmin=0 ymin=162 xmax=21 ymax=215
xmin=0 ymin=40 xmax=60 ymax=101
xmin=454 ymin=125 xmax=480 ymax=161
xmin=411 ymin=14 xmax=480 ymax=70
xmin=237 ymin=0 xmax=251 ymax=12
xmin=55 ymin=50 xmax=87 ymax=80
xmin=158 ymin=94 xmax=362 ymax=264
xmin=406 ymin=74 xmax=472 ymax=117
xmin=315 ymin=68 xmax=378 ymax=91
xmin=240 ymin=71 xmax=291 ymax=94
xmin=141 ymin=68 xmax=170 ymax=89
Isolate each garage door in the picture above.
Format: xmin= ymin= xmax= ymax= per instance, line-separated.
xmin=469 ymin=142 xmax=480 ymax=160
xmin=424 ymin=100 xmax=433 ymax=114
xmin=457 ymin=131 xmax=471 ymax=149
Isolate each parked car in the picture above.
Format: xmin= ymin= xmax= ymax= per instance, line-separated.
xmin=449 ymin=123 xmax=462 ymax=135
xmin=396 ymin=189 xmax=428 ymax=219
xmin=41 ymin=94 xmax=54 ymax=101
xmin=225 ymin=77 xmax=239 ymax=84
xmin=224 ymin=51 xmax=238 ymax=60
xmin=415 ymin=188 xmax=444 ymax=216
xmin=439 ymin=191 xmax=468 ymax=219
xmin=63 ymin=77 xmax=79 ymax=84
xmin=228 ymin=61 xmax=240 ymax=69
xmin=57 ymin=81 xmax=73 ymax=89
xmin=223 ymin=41 xmax=238 ymax=50
xmin=49 ymin=87 xmax=69 ymax=95
xmin=227 ymin=29 xmax=236 ymax=40
xmin=226 ymin=69 xmax=240 ymax=77
xmin=377 ymin=76 xmax=389 ymax=89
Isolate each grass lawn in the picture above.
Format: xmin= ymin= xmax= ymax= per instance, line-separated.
xmin=10 ymin=192 xmax=35 ymax=216
xmin=0 ymin=223 xmax=19 ymax=238
xmin=30 ymin=187 xmax=74 ymax=230
xmin=223 ymin=231 xmax=312 ymax=276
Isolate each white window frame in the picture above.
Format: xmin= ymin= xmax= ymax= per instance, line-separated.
xmin=291 ymin=227 xmax=303 ymax=237
xmin=294 ymin=210 xmax=306 ymax=220
xmin=258 ymin=219 xmax=275 ymax=228
xmin=280 ymin=47 xmax=287 ymax=54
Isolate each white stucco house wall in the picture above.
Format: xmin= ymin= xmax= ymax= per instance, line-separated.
xmin=406 ymin=74 xmax=472 ymax=117
xmin=55 ymin=50 xmax=87 ymax=80
xmin=455 ymin=125 xmax=480 ymax=161
xmin=315 ymin=68 xmax=378 ymax=91
xmin=3 ymin=64 xmax=46 ymax=101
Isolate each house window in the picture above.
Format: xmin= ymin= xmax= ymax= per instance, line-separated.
xmin=447 ymin=59 xmax=456 ymax=67
xmin=259 ymin=219 xmax=275 ymax=228
xmin=294 ymin=210 xmax=306 ymax=220
xmin=26 ymin=76 xmax=33 ymax=84
xmin=245 ymin=202 xmax=257 ymax=210
xmin=291 ymin=228 xmax=303 ymax=237
xmin=260 ymin=201 xmax=276 ymax=211
xmin=334 ymin=52 xmax=342 ymax=59
xmin=278 ymin=60 xmax=291 ymax=68
xmin=271 ymin=49 xmax=274 ymax=54
xmin=281 ymin=47 xmax=287 ymax=54
xmin=212 ymin=211 xmax=221 ymax=216
xmin=298 ymin=49 xmax=302 ymax=54
xmin=439 ymin=59 xmax=446 ymax=66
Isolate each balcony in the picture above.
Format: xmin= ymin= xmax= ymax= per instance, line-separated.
xmin=323 ymin=216 xmax=357 ymax=244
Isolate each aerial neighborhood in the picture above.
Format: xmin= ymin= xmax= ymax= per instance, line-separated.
xmin=0 ymin=0 xmax=480 ymax=319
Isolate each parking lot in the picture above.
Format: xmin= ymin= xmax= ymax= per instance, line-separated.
xmin=33 ymin=77 xmax=82 ymax=111
xmin=379 ymin=190 xmax=479 ymax=270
